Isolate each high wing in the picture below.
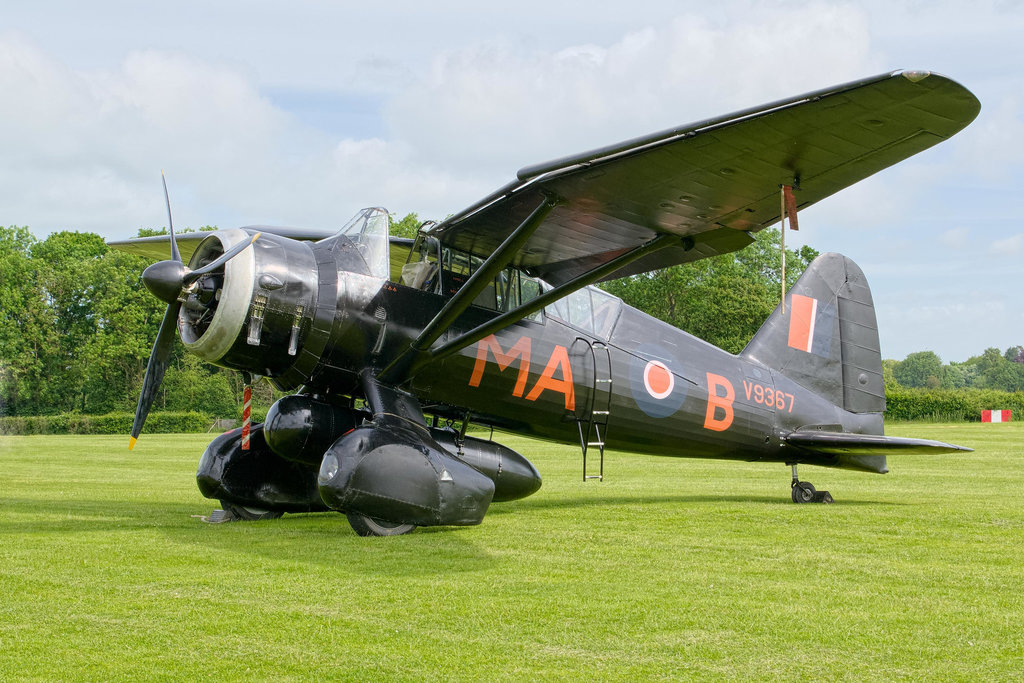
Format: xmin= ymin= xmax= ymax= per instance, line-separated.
xmin=108 ymin=225 xmax=335 ymax=262
xmin=431 ymin=70 xmax=980 ymax=286
xmin=382 ymin=70 xmax=980 ymax=380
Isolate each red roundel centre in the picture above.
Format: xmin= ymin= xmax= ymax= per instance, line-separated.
xmin=643 ymin=361 xmax=674 ymax=399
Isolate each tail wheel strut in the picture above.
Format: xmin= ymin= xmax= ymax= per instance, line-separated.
xmin=789 ymin=464 xmax=834 ymax=504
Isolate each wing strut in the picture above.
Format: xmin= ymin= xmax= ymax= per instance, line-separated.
xmin=429 ymin=233 xmax=683 ymax=363
xmin=379 ymin=195 xmax=558 ymax=383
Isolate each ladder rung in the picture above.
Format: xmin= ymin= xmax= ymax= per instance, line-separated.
xmin=596 ymin=379 xmax=613 ymax=383
xmin=587 ymin=441 xmax=604 ymax=447
xmin=592 ymin=410 xmax=609 ymax=415
xmin=585 ymin=475 xmax=603 ymax=480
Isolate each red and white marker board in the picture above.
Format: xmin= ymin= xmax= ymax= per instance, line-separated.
xmin=981 ymin=409 xmax=1011 ymax=423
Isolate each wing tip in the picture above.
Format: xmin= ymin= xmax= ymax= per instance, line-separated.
xmin=899 ymin=69 xmax=932 ymax=83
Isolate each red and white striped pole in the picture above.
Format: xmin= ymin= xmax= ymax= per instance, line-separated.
xmin=241 ymin=380 xmax=252 ymax=450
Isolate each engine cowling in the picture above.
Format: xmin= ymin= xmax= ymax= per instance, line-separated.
xmin=179 ymin=230 xmax=319 ymax=375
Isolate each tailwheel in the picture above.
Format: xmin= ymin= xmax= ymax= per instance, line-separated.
xmin=220 ymin=501 xmax=284 ymax=521
xmin=791 ymin=481 xmax=816 ymax=503
xmin=788 ymin=465 xmax=834 ymax=504
xmin=346 ymin=513 xmax=417 ymax=537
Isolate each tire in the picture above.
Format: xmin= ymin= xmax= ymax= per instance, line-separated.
xmin=791 ymin=481 xmax=816 ymax=504
xmin=220 ymin=501 xmax=284 ymax=521
xmin=346 ymin=512 xmax=417 ymax=537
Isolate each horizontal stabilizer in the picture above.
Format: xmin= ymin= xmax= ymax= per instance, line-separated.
xmin=784 ymin=431 xmax=972 ymax=456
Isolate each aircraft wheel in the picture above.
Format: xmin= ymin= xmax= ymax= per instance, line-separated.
xmin=346 ymin=513 xmax=417 ymax=537
xmin=220 ymin=501 xmax=284 ymax=521
xmin=791 ymin=481 xmax=816 ymax=504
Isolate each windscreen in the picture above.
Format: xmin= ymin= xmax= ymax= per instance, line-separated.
xmin=335 ymin=207 xmax=390 ymax=279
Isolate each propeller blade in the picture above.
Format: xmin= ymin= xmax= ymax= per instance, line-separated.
xmin=184 ymin=232 xmax=260 ymax=284
xmin=129 ymin=300 xmax=181 ymax=449
xmin=161 ymin=170 xmax=181 ymax=263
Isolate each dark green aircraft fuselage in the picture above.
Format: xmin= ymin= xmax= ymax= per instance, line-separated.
xmin=202 ymin=232 xmax=888 ymax=477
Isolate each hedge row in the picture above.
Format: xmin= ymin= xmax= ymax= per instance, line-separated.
xmin=0 ymin=411 xmax=213 ymax=435
xmin=885 ymin=388 xmax=1024 ymax=422
xmin=3 ymin=392 xmax=1020 ymax=434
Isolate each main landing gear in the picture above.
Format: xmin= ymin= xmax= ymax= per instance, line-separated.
xmin=199 ymin=501 xmax=285 ymax=523
xmin=789 ymin=464 xmax=833 ymax=504
xmin=346 ymin=513 xmax=417 ymax=537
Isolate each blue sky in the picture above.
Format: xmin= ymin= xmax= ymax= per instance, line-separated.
xmin=1 ymin=1 xmax=1021 ymax=362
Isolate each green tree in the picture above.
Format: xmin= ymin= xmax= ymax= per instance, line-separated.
xmin=78 ymin=249 xmax=166 ymax=413
xmin=1005 ymin=345 xmax=1024 ymax=364
xmin=968 ymin=347 xmax=1024 ymax=392
xmin=892 ymin=351 xmax=943 ymax=389
xmin=941 ymin=363 xmax=971 ymax=389
xmin=389 ymin=213 xmax=422 ymax=239
xmin=0 ymin=227 xmax=231 ymax=417
xmin=161 ymin=354 xmax=238 ymax=417
xmin=881 ymin=358 xmax=900 ymax=391
xmin=0 ymin=227 xmax=48 ymax=415
xmin=21 ymin=231 xmax=164 ymax=413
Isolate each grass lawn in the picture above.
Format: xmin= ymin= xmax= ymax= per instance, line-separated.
xmin=1 ymin=423 xmax=1022 ymax=680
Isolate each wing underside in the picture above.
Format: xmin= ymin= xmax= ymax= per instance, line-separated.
xmin=432 ymin=70 xmax=980 ymax=284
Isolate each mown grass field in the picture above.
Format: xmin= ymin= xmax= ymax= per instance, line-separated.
xmin=1 ymin=423 xmax=1022 ymax=680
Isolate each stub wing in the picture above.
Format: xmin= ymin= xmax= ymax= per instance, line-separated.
xmin=784 ymin=431 xmax=972 ymax=456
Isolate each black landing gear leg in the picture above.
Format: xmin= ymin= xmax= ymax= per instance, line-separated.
xmin=789 ymin=464 xmax=833 ymax=504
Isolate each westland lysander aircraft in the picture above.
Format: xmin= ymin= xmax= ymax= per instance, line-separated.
xmin=112 ymin=70 xmax=978 ymax=535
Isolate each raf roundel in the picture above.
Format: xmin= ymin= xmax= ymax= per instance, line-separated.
xmin=643 ymin=360 xmax=674 ymax=399
xmin=629 ymin=344 xmax=688 ymax=419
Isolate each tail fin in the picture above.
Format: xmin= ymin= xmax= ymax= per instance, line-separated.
xmin=742 ymin=252 xmax=884 ymax=414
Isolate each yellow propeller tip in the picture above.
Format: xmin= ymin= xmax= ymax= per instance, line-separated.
xmin=129 ymin=436 xmax=137 ymax=450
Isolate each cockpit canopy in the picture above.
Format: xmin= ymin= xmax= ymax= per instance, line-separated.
xmin=378 ymin=209 xmax=622 ymax=340
xmin=325 ymin=207 xmax=391 ymax=280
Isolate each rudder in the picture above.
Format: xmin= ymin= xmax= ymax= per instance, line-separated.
xmin=742 ymin=252 xmax=885 ymax=414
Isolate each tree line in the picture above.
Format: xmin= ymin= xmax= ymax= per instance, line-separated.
xmin=1 ymin=221 xmax=1019 ymax=420
xmin=0 ymin=225 xmax=247 ymax=417
xmin=884 ymin=348 xmax=1024 ymax=393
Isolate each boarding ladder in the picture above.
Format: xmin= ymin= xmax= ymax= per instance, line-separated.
xmin=576 ymin=340 xmax=613 ymax=481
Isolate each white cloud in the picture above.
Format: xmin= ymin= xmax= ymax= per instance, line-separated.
xmin=939 ymin=227 xmax=970 ymax=250
xmin=991 ymin=233 xmax=1024 ymax=255
xmin=0 ymin=33 xmax=478 ymax=236
xmin=957 ymin=95 xmax=1024 ymax=184
xmin=0 ymin=5 xmax=884 ymax=239
xmin=385 ymin=4 xmax=877 ymax=174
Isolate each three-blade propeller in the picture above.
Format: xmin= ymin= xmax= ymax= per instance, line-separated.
xmin=129 ymin=173 xmax=258 ymax=449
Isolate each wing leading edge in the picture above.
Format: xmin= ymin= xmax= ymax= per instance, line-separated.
xmin=432 ymin=70 xmax=980 ymax=285
xmin=108 ymin=226 xmax=336 ymax=262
